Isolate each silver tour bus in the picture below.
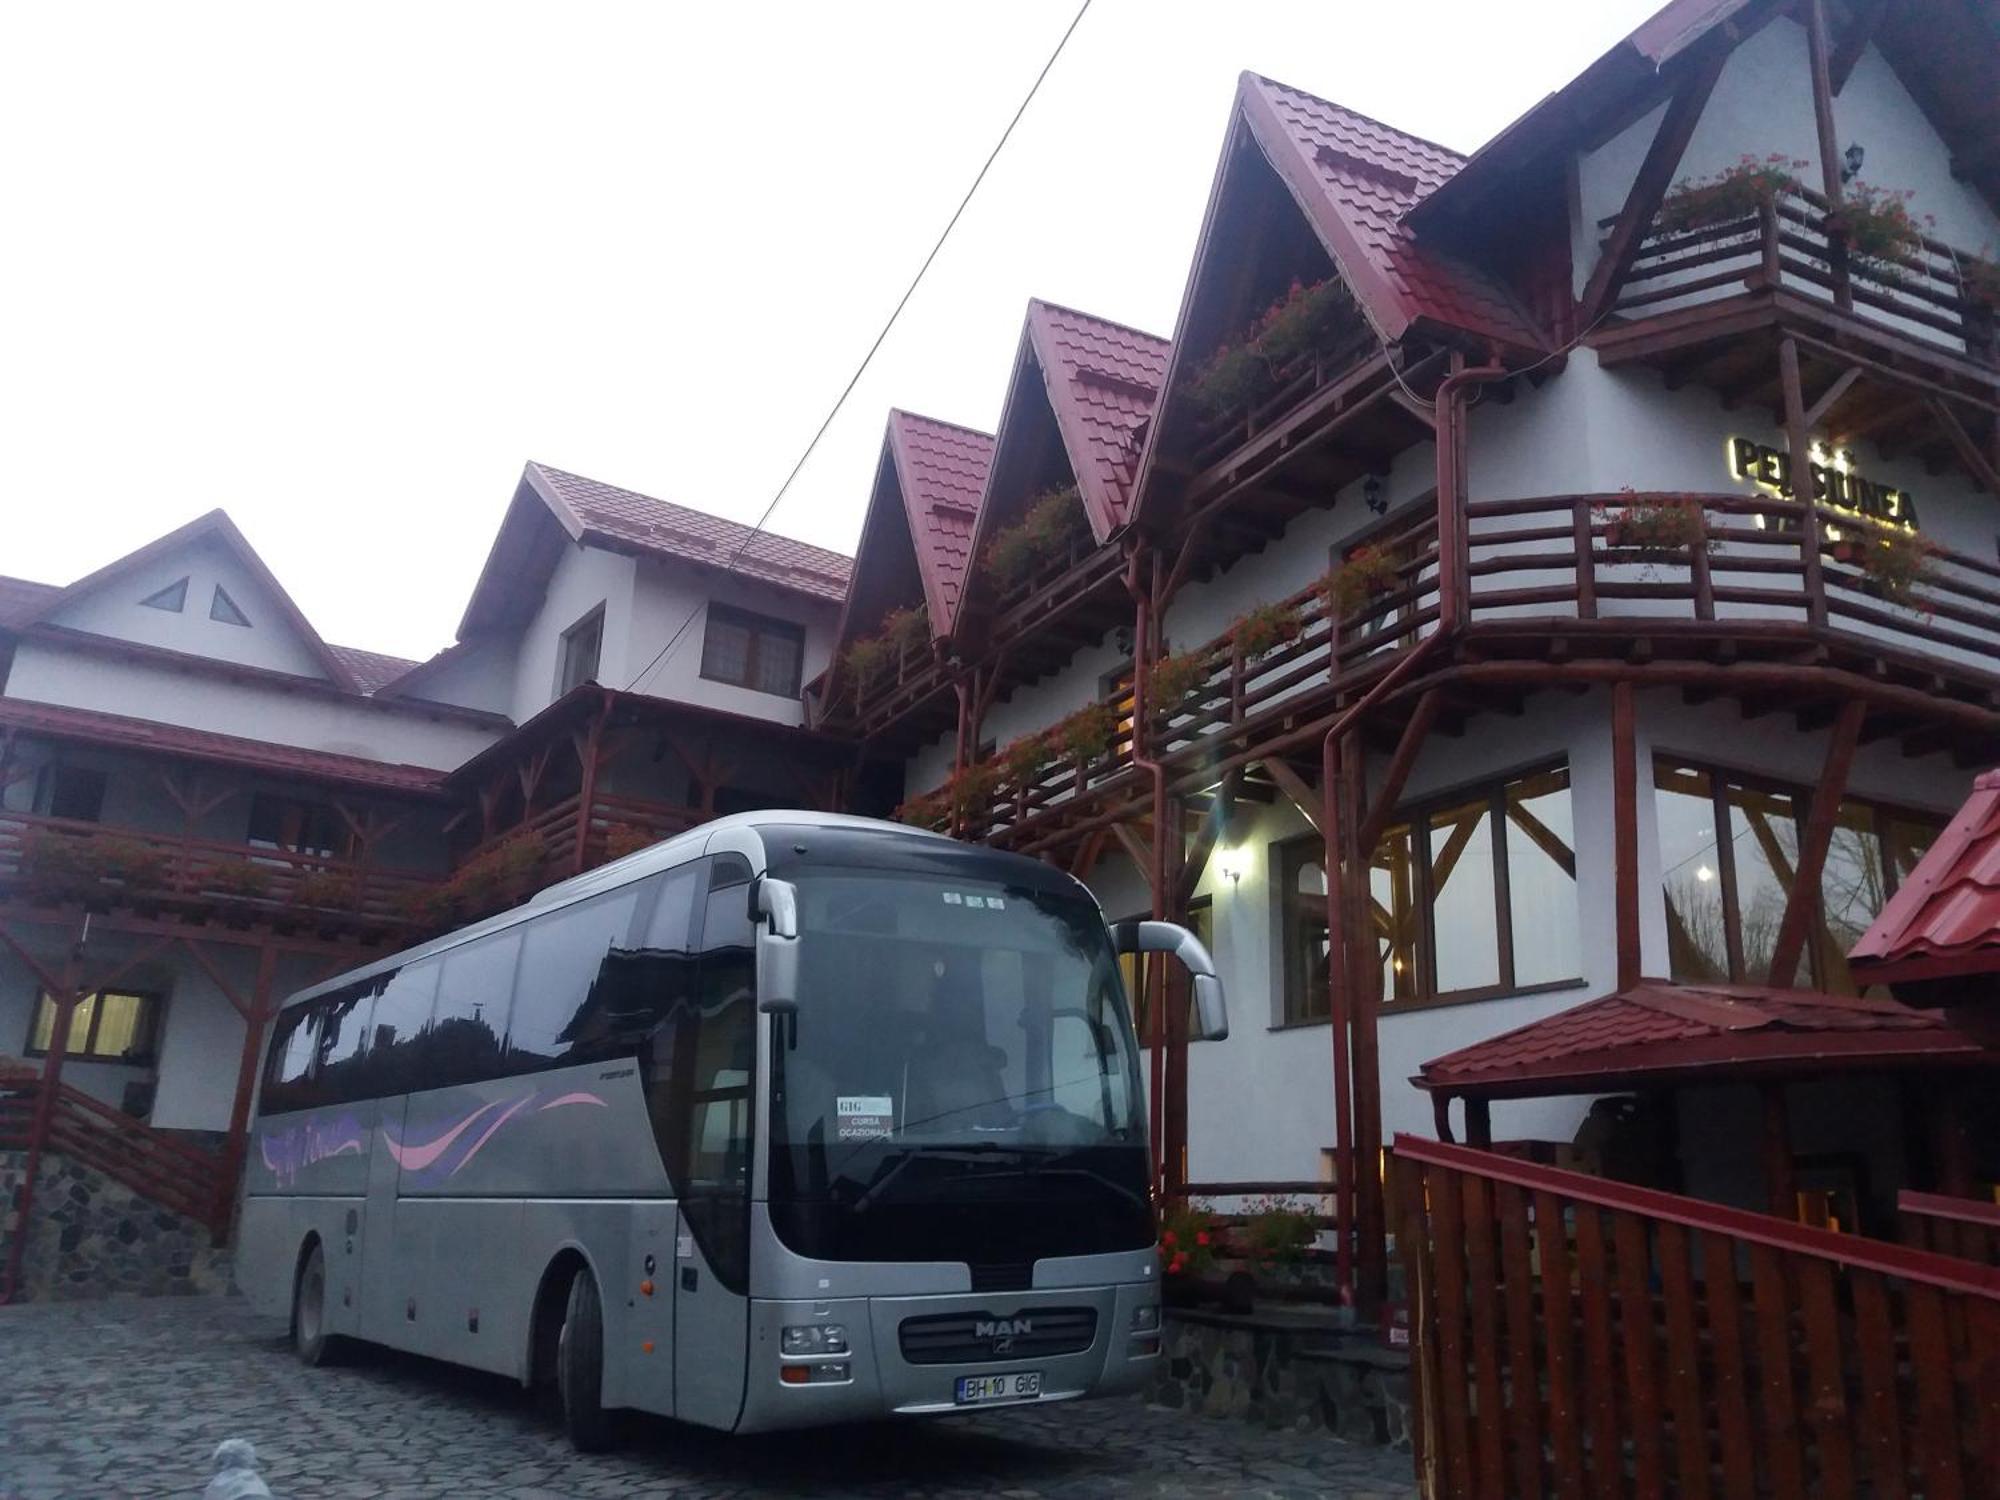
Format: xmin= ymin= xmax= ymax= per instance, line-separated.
xmin=238 ymin=811 xmax=1225 ymax=1447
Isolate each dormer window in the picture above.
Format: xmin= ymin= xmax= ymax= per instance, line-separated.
xmin=556 ymin=604 xmax=605 ymax=696
xmin=210 ymin=585 xmax=251 ymax=627
xmin=139 ymin=577 xmax=188 ymax=613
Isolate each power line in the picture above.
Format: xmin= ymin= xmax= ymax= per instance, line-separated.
xmin=624 ymin=0 xmax=1095 ymax=693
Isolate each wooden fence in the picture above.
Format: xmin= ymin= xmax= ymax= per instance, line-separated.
xmin=1901 ymin=1190 xmax=2000 ymax=1269
xmin=1393 ymin=1135 xmax=2000 ymax=1500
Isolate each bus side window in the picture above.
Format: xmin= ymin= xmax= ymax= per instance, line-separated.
xmin=502 ymin=888 xmax=644 ymax=1074
xmin=362 ymin=960 xmax=440 ymax=1099
xmin=426 ymin=931 xmax=520 ymax=1088
xmin=689 ymin=862 xmax=755 ymax=1187
xmin=262 ymin=1006 xmax=319 ymax=1115
xmin=634 ymin=865 xmax=702 ymax=1171
xmin=303 ymin=979 xmax=381 ymax=1110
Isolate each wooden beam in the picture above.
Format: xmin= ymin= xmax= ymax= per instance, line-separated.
xmin=1068 ymin=827 xmax=1108 ymax=881
xmin=1767 ymin=698 xmax=1866 ymax=988
xmin=1176 ymin=772 xmax=1239 ymax=907
xmin=1110 ymin=823 xmax=1155 ymax=890
xmin=1779 ymin=336 xmax=1829 ymax=628
xmin=1261 ymin=757 xmax=1323 ymax=835
xmin=1356 ymin=691 xmax=1442 ymax=855
xmin=1612 ymin=681 xmax=1641 ymax=990
xmin=1827 ymin=0 xmax=1887 ymax=94
xmin=1926 ymin=397 xmax=2000 ymax=495
xmin=1803 ymin=364 xmax=1864 ymax=428
xmin=1578 ymin=43 xmax=1730 ymax=327
xmin=1804 ymin=0 xmax=1846 ymax=206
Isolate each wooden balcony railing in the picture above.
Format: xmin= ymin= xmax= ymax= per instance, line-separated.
xmin=0 ymin=811 xmax=435 ymax=929
xmin=457 ymin=790 xmax=702 ymax=880
xmin=0 ymin=1072 xmax=229 ymax=1233
xmin=828 ymin=633 xmax=952 ymax=736
xmin=942 ymin=493 xmax=2000 ymax=846
xmin=1900 ymin=1189 xmax=2000 ymax=1267
xmin=1615 ymin=184 xmax=1998 ymax=364
xmin=1393 ymin=1135 xmax=2000 ymax=1500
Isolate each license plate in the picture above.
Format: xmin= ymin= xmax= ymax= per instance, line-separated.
xmin=954 ymin=1371 xmax=1042 ymax=1405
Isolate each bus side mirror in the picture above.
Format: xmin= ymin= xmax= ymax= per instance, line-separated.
xmin=1112 ymin=919 xmax=1229 ymax=1042
xmin=753 ymin=877 xmax=800 ymax=1014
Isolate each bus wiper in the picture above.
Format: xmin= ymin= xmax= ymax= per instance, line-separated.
xmin=846 ymin=1143 xmax=1039 ymax=1215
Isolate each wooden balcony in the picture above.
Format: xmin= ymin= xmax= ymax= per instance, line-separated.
xmin=1612 ymin=184 xmax=1998 ymax=369
xmin=0 ymin=811 xmax=433 ymax=933
xmin=456 ymin=788 xmax=704 ymax=881
xmin=943 ymin=494 xmax=2000 ymax=851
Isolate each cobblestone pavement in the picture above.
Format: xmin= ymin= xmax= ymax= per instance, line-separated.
xmin=1 ymin=1298 xmax=1416 ymax=1500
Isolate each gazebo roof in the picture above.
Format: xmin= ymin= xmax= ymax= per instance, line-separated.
xmin=1415 ymin=980 xmax=1989 ymax=1100
xmin=1849 ymin=769 xmax=2000 ymax=986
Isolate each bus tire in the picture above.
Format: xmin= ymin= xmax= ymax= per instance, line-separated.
xmin=557 ymin=1270 xmax=614 ymax=1452
xmin=292 ymin=1240 xmax=342 ymax=1367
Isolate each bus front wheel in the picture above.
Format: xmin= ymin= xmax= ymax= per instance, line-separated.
xmin=557 ymin=1270 xmax=614 ymax=1452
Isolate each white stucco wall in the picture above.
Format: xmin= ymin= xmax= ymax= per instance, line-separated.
xmin=399 ymin=637 xmax=516 ymax=718
xmin=5 ymin=644 xmax=501 ymax=771
xmin=509 ymin=545 xmax=638 ymax=723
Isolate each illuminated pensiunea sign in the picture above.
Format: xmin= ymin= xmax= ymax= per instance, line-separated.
xmin=1729 ymin=437 xmax=1920 ymax=530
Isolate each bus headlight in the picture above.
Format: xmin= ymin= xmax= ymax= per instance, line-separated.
xmin=781 ymin=1323 xmax=849 ymax=1356
xmin=1131 ymin=1304 xmax=1160 ymax=1332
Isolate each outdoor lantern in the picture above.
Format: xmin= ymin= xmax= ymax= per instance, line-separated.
xmin=1842 ymin=142 xmax=1865 ymax=182
xmin=1214 ymin=846 xmax=1249 ymax=884
xmin=1363 ymin=474 xmax=1387 ymax=515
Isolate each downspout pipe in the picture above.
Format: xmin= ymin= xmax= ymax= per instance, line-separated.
xmin=1123 ymin=541 xmax=1172 ymax=1200
xmin=1322 ymin=350 xmax=1507 ymax=1299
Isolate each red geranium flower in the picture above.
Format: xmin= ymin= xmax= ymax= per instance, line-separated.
xmin=1195 ymin=1231 xmax=1210 ymax=1247
xmin=1161 ymin=1229 xmax=1177 ymax=1247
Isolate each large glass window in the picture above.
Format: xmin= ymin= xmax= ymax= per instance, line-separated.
xmin=34 ymin=764 xmax=106 ymax=823
xmin=500 ymin=889 xmax=643 ymax=1073
xmin=556 ymin=605 xmax=604 ymax=696
xmin=700 ymin=603 xmax=804 ymax=698
xmin=30 ymin=989 xmax=160 ymax=1064
xmin=425 ymin=931 xmax=519 ymax=1086
xmin=361 ymin=960 xmax=440 ymax=1098
xmin=1655 ymin=759 xmax=1945 ymax=993
xmin=1279 ymin=762 xmax=1580 ymax=1015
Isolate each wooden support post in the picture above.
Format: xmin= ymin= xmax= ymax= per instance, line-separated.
xmin=1321 ymin=728 xmax=1356 ymax=1299
xmin=1767 ymin=698 xmax=1866 ymax=988
xmin=1161 ymin=794 xmax=1189 ymax=1196
xmin=1465 ymin=1097 xmax=1493 ymax=1150
xmin=1612 ymin=682 xmax=1642 ymax=991
xmin=1344 ymin=740 xmax=1390 ymax=1315
xmin=1761 ymin=1082 xmax=1797 ymax=1219
xmin=1356 ymin=691 xmax=1441 ymax=855
xmin=572 ymin=692 xmax=609 ymax=873
xmin=1779 ymin=337 xmax=1828 ymax=629
xmin=214 ymin=942 xmax=281 ymax=1240
xmin=1926 ymin=1078 xmax=1975 ymax=1198
xmin=1804 ymin=0 xmax=1851 ymax=310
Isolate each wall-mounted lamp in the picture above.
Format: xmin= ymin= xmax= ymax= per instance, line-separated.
xmin=1214 ymin=846 xmax=1249 ymax=885
xmin=1363 ymin=474 xmax=1387 ymax=516
xmin=1841 ymin=143 xmax=1865 ymax=184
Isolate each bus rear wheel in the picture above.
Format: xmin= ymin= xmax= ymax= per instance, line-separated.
xmin=557 ymin=1270 xmax=614 ymax=1452
xmin=292 ymin=1241 xmax=342 ymax=1366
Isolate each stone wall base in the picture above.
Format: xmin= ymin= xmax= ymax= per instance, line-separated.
xmin=1150 ymin=1308 xmax=1411 ymax=1448
xmin=0 ymin=1149 xmax=233 ymax=1303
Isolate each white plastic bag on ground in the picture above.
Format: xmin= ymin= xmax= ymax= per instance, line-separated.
xmin=202 ymin=1438 xmax=274 ymax=1500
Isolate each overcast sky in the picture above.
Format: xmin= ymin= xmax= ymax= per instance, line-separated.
xmin=4 ymin=0 xmax=1663 ymax=663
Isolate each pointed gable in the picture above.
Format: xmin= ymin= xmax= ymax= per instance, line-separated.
xmin=884 ymin=411 xmax=994 ymax=634
xmin=11 ymin=510 xmax=359 ymax=689
xmin=1027 ymin=300 xmax=1170 ymax=537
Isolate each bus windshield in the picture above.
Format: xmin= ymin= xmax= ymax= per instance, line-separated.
xmin=767 ymin=866 xmax=1150 ymax=1266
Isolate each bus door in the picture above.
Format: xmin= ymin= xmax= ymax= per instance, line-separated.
xmin=671 ymin=855 xmax=758 ymax=1430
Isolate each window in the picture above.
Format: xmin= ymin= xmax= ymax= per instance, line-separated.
xmin=1278 ymin=762 xmax=1580 ymax=1018
xmin=699 ymin=603 xmax=804 ymax=698
xmin=209 ymin=585 xmax=250 ymax=626
xmin=556 ymin=605 xmax=604 ymax=696
xmin=307 ymin=980 xmax=381 ymax=1108
xmin=425 ymin=931 xmax=520 ymax=1087
xmin=30 ymin=989 xmax=161 ymax=1064
xmin=500 ymin=887 xmax=645 ymax=1072
xmin=261 ymin=1004 xmax=317 ymax=1113
xmin=139 ymin=577 xmax=188 ymax=612
xmin=34 ymin=764 xmax=106 ymax=823
xmin=1655 ymin=759 xmax=1945 ymax=993
xmin=1122 ymin=896 xmax=1212 ymax=1043
xmin=247 ymin=794 xmax=344 ymax=858
xmin=360 ymin=959 xmax=440 ymax=1099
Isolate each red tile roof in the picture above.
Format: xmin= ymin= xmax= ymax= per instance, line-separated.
xmin=0 ymin=697 xmax=447 ymax=794
xmin=525 ymin=463 xmax=852 ymax=604
xmin=1850 ymin=770 xmax=2000 ymax=984
xmin=1027 ymin=301 xmax=1169 ymax=537
xmin=328 ymin=643 xmax=422 ymax=694
xmin=1240 ymin=74 xmax=1546 ymax=354
xmin=1416 ymin=980 xmax=1984 ymax=1097
xmin=884 ymin=411 xmax=995 ymax=633
xmin=0 ymin=575 xmax=58 ymax=626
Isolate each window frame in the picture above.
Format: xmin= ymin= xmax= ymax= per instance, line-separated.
xmin=555 ymin=603 xmax=606 ymax=698
xmin=27 ymin=988 xmax=164 ymax=1065
xmin=1275 ymin=757 xmax=1584 ymax=1022
xmin=1653 ymin=753 xmax=1950 ymax=989
xmin=698 ymin=602 xmax=805 ymax=699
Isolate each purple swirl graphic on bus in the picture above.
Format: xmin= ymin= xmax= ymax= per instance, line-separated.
xmin=385 ymin=1089 xmax=607 ymax=1184
xmin=261 ymin=1113 xmax=367 ymax=1187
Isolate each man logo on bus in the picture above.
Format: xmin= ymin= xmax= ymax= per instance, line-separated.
xmin=975 ymin=1317 xmax=1033 ymax=1342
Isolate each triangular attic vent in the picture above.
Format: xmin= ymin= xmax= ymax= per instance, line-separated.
xmin=209 ymin=585 xmax=251 ymax=627
xmin=139 ymin=577 xmax=188 ymax=613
